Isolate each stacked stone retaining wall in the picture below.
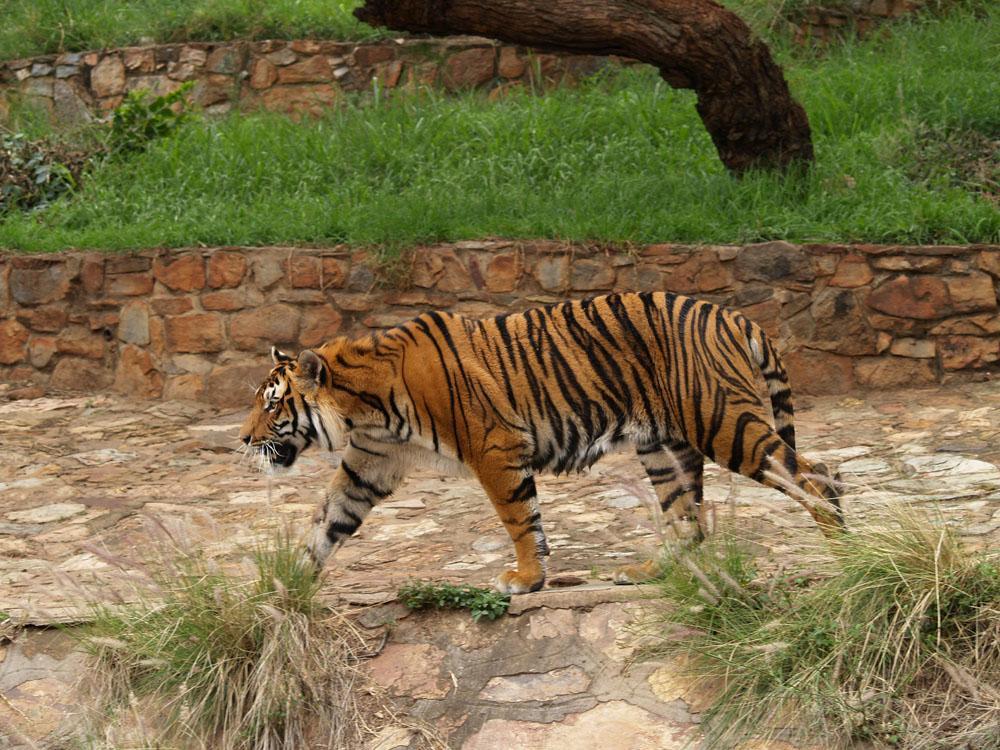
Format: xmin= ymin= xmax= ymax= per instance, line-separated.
xmin=2 ymin=241 xmax=999 ymax=404
xmin=0 ymin=0 xmax=925 ymax=125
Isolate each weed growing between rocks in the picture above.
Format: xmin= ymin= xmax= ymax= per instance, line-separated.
xmin=642 ymin=507 xmax=1000 ymax=749
xmin=76 ymin=521 xmax=443 ymax=749
xmin=398 ymin=581 xmax=510 ymax=622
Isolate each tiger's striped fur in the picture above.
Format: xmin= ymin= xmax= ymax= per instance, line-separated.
xmin=240 ymin=292 xmax=843 ymax=594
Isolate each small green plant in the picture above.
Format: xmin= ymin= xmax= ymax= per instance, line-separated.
xmin=109 ymin=82 xmax=194 ymax=156
xmin=398 ymin=581 xmax=510 ymax=621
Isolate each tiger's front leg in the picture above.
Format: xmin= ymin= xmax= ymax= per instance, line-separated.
xmin=476 ymin=464 xmax=549 ymax=595
xmin=306 ymin=443 xmax=405 ymax=570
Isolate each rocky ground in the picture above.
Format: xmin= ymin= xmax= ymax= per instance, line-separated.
xmin=1 ymin=382 xmax=999 ymax=747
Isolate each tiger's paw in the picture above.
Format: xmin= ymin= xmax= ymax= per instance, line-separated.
xmin=613 ymin=559 xmax=660 ymax=585
xmin=493 ymin=569 xmax=545 ymax=595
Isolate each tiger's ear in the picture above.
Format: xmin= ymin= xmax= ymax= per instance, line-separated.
xmin=271 ymin=346 xmax=293 ymax=365
xmin=297 ymin=349 xmax=325 ymax=386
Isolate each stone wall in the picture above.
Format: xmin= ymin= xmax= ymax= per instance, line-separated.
xmin=0 ymin=0 xmax=926 ymax=124
xmin=0 ymin=37 xmax=622 ymax=125
xmin=2 ymin=241 xmax=998 ymax=404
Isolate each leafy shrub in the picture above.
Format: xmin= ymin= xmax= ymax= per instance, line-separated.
xmin=398 ymin=581 xmax=510 ymax=621
xmin=109 ymin=82 xmax=194 ymax=156
xmin=0 ymin=133 xmax=78 ymax=215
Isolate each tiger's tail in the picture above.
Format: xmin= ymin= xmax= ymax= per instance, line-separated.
xmin=740 ymin=317 xmax=797 ymax=450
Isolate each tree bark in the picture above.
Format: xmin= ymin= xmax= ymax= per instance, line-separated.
xmin=355 ymin=0 xmax=814 ymax=173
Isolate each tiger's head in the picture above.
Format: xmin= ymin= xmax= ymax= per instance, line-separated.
xmin=239 ymin=346 xmax=345 ymax=471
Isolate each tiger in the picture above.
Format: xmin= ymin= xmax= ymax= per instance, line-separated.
xmin=239 ymin=291 xmax=843 ymax=594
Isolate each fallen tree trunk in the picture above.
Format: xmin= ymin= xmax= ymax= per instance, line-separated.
xmin=355 ymin=0 xmax=814 ymax=173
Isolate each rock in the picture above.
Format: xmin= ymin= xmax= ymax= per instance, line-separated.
xmin=299 ymin=307 xmax=343 ymax=347
xmin=265 ymin=47 xmax=298 ymax=66
xmin=462 ymin=701 xmax=691 ymax=750
xmin=9 ymin=262 xmax=72 ymax=305
xmin=784 ymin=349 xmax=854 ymax=395
xmin=498 ymin=47 xmax=526 ymax=79
xmin=154 ymin=254 xmax=205 ymax=292
xmin=116 ymin=301 xmax=149 ymax=345
xmin=276 ymin=55 xmax=332 ymax=84
xmin=937 ymin=336 xmax=999 ymax=370
xmin=206 ymin=45 xmax=245 ymax=74
xmin=648 ymin=656 xmax=718 ymax=712
xmin=829 ymin=254 xmax=872 ymax=287
xmin=443 ymin=48 xmax=496 ymax=90
xmin=114 ymin=345 xmax=163 ymax=398
xmin=367 ymin=643 xmax=449 ymax=699
xmin=28 ymin=336 xmax=57 ymax=368
xmin=52 ymin=80 xmax=93 ymax=125
xmin=90 ymin=55 xmax=125 ymax=97
xmin=507 ymin=583 xmax=656 ymax=616
xmin=287 ymin=255 xmax=321 ymax=288
xmin=150 ymin=298 xmax=194 ymax=315
xmin=56 ymin=328 xmax=104 ymax=359
xmin=49 ymin=358 xmax=111 ymax=390
xmin=0 ymin=320 xmax=30 ymax=364
xmin=260 ymin=84 xmax=338 ymax=116
xmin=205 ymin=363 xmax=269 ymax=407
xmin=733 ymin=242 xmax=814 ymax=283
xmin=201 ymin=289 xmax=248 ymax=311
xmin=353 ymin=45 xmax=394 ymax=68
xmin=854 ymin=356 xmax=937 ymax=388
xmin=249 ymin=57 xmax=277 ymax=89
xmin=479 ymin=666 xmax=591 ymax=701
xmin=867 ymin=274 xmax=950 ymax=319
xmin=485 ymin=253 xmax=522 ymax=293
xmin=123 ymin=48 xmax=155 ymax=73
xmin=872 ymin=255 xmax=944 ymax=272
xmin=534 ymin=256 xmax=570 ymax=293
xmin=163 ymin=372 xmax=206 ymax=402
xmin=164 ymin=313 xmax=226 ymax=353
xmin=206 ymin=251 xmax=247 ymax=288
xmin=16 ymin=305 xmax=67 ymax=333
xmin=8 ymin=503 xmax=86 ymax=524
xmin=889 ymin=338 xmax=934 ymax=358
xmin=944 ymin=272 xmax=996 ymax=314
xmin=230 ymin=304 xmax=301 ymax=351
xmin=662 ymin=254 xmax=733 ymax=294
xmin=527 ymin=608 xmax=577 ymax=639
xmin=568 ymin=258 xmax=615 ymax=292
xmin=929 ymin=313 xmax=1000 ymax=336
xmin=321 ymin=257 xmax=349 ymax=288
xmin=106 ymin=272 xmax=153 ymax=297
xmin=809 ymin=288 xmax=878 ymax=355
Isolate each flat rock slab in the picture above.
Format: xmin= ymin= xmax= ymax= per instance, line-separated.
xmin=1 ymin=382 xmax=999 ymax=625
xmin=2 ymin=382 xmax=1000 ymax=748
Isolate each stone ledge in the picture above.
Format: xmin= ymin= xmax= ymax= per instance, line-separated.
xmin=508 ymin=583 xmax=659 ymax=615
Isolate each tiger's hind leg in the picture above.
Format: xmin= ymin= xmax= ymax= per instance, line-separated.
xmin=614 ymin=438 xmax=705 ymax=584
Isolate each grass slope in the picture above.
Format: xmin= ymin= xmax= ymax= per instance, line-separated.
xmin=0 ymin=0 xmax=383 ymax=61
xmin=1 ymin=8 xmax=997 ymax=252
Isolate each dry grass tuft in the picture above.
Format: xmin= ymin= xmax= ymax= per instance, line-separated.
xmin=74 ymin=520 xmax=443 ymax=750
xmin=643 ymin=505 xmax=1000 ymax=749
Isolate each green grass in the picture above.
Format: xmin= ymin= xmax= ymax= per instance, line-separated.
xmin=1 ymin=7 xmax=997 ymax=252
xmin=0 ymin=0 xmax=384 ymax=60
xmin=644 ymin=510 xmax=1000 ymax=749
